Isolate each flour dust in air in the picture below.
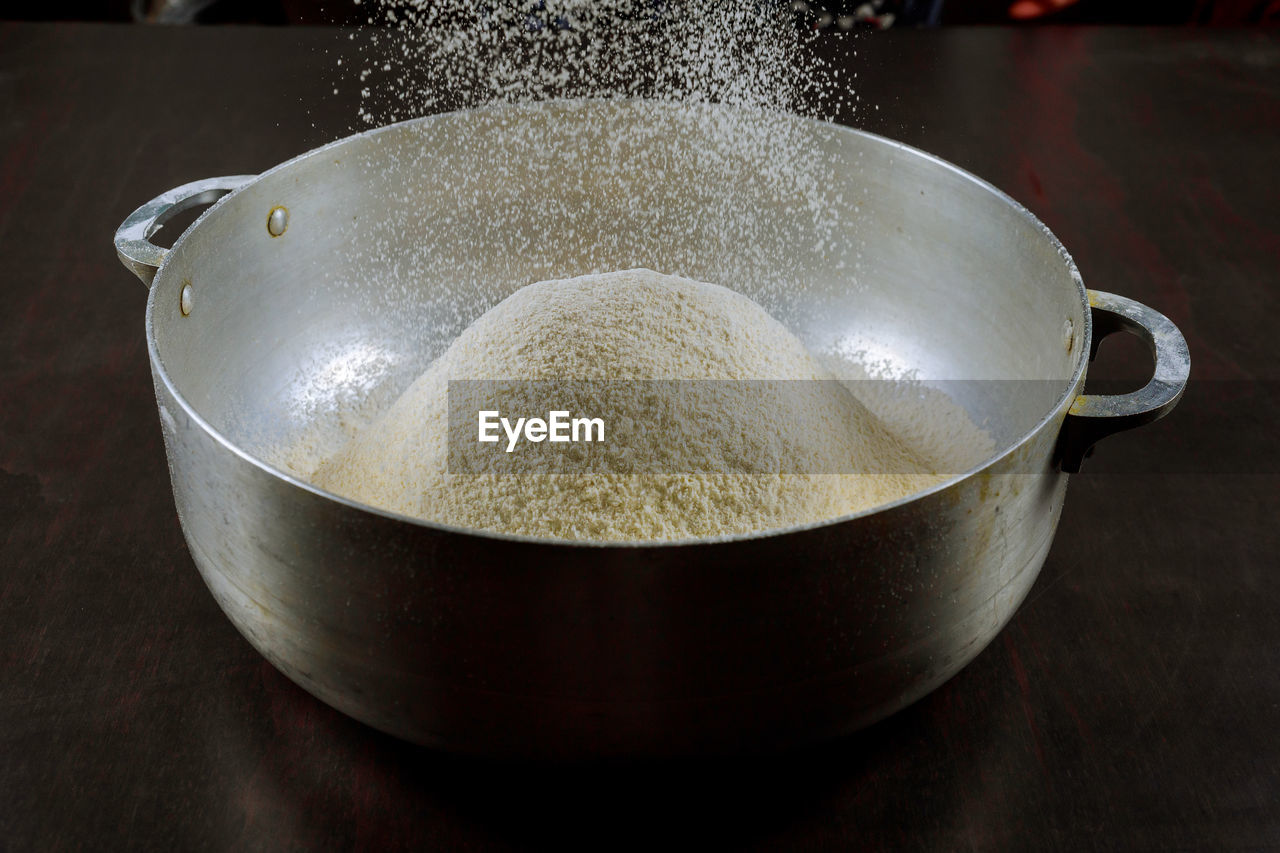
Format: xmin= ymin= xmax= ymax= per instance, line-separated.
xmin=268 ymin=4 xmax=996 ymax=540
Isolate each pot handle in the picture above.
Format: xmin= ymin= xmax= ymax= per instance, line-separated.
xmin=114 ymin=175 xmax=256 ymax=286
xmin=1056 ymin=290 xmax=1190 ymax=472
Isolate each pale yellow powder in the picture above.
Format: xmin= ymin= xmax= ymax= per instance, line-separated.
xmin=311 ymin=269 xmax=966 ymax=541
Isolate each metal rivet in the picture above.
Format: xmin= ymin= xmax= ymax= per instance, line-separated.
xmin=267 ymin=206 xmax=289 ymax=237
xmin=180 ymin=282 xmax=194 ymax=316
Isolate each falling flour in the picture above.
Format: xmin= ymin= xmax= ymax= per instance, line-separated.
xmin=309 ymin=269 xmax=979 ymax=541
xmin=278 ymin=3 xmax=996 ymax=540
xmin=346 ymin=1 xmax=847 ymax=126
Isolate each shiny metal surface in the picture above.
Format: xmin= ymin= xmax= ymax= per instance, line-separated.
xmin=115 ymin=175 xmax=255 ymax=286
xmin=115 ymin=99 xmax=1187 ymax=757
xmin=266 ymin=206 xmax=288 ymax=237
xmin=1057 ymin=291 xmax=1190 ymax=472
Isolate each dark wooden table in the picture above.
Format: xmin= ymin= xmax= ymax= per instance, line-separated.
xmin=2 ymin=21 xmax=1277 ymax=850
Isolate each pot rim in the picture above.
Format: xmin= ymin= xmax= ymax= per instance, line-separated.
xmin=145 ymin=97 xmax=1090 ymax=550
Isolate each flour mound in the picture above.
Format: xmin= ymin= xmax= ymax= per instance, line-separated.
xmin=313 ymin=269 xmax=942 ymax=541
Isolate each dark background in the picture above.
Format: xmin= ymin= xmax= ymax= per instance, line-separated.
xmin=3 ymin=0 xmax=1280 ymax=25
xmin=1 ymin=13 xmax=1278 ymax=853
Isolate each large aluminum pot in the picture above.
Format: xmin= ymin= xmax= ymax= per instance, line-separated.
xmin=114 ymin=99 xmax=1188 ymax=757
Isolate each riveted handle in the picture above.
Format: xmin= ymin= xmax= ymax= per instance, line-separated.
xmin=1056 ymin=290 xmax=1190 ymax=473
xmin=114 ymin=175 xmax=256 ymax=286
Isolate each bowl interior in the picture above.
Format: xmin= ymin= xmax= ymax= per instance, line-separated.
xmin=148 ymin=99 xmax=1086 ymax=483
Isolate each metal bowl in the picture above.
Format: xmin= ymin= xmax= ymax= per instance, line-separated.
xmin=114 ymin=99 xmax=1187 ymax=757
